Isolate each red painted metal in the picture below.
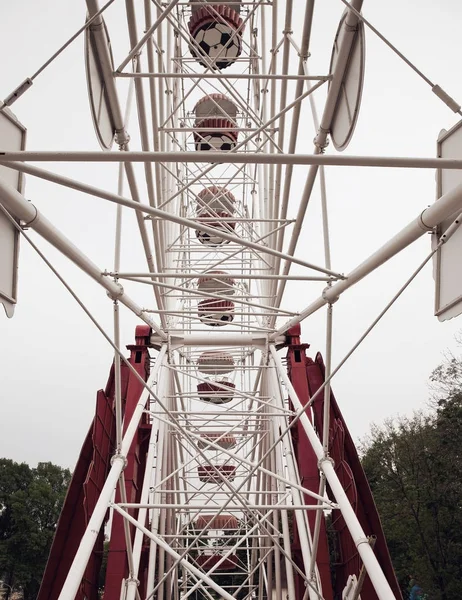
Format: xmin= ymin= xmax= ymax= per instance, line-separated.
xmin=38 ymin=379 xmax=117 ymax=600
xmin=197 ymin=464 xmax=237 ymax=482
xmin=285 ymin=325 xmax=334 ymax=600
xmin=196 ymin=554 xmax=238 ymax=571
xmin=197 ymin=380 xmax=236 ymax=403
xmin=198 ymin=432 xmax=237 ymax=449
xmin=38 ymin=326 xmax=153 ymax=600
xmin=188 ymin=5 xmax=244 ymax=39
xmin=195 ymin=514 xmax=238 ymax=530
xmin=285 ymin=324 xmax=402 ymax=600
xmin=306 ymin=352 xmax=403 ymax=600
xmin=103 ymin=329 xmax=152 ymax=600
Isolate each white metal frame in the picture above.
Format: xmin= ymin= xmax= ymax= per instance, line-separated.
xmin=1 ymin=1 xmax=460 ymax=599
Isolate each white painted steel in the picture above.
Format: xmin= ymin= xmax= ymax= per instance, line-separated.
xmin=125 ymin=363 xmax=168 ymax=600
xmin=0 ymin=109 xmax=25 ymax=318
xmin=0 ymin=177 xmax=167 ymax=339
xmin=57 ymin=347 xmax=167 ymax=600
xmin=4 ymin=150 xmax=462 ymax=168
xmin=434 ymin=120 xmax=462 ymax=320
xmin=4 ymin=1 xmax=451 ymax=597
xmin=111 ymin=504 xmax=238 ymax=600
xmin=269 ymin=347 xmax=396 ymax=600
xmin=0 ymin=161 xmax=342 ymax=277
xmin=274 ymin=180 xmax=462 ymax=337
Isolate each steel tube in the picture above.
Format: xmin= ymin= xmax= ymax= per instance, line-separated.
xmin=117 ymin=0 xmax=181 ymax=72
xmin=146 ymin=391 xmax=168 ymax=599
xmin=125 ymin=362 xmax=168 ymax=600
xmin=273 ymin=0 xmax=315 ymax=264
xmin=57 ymin=347 xmax=166 ymax=600
xmin=113 ymin=302 xmax=123 ymax=452
xmin=273 ymin=180 xmax=462 ymax=337
xmin=115 ymin=72 xmax=330 ymax=80
xmin=3 ymin=151 xmax=462 ymax=169
xmin=270 ymin=347 xmax=396 ymax=600
xmin=165 ymin=333 xmax=273 ymax=346
xmin=161 ymin=424 xmax=333 ymax=506
xmin=267 ymin=369 xmax=319 ymax=600
xmin=111 ymin=505 xmax=238 ymax=600
xmin=88 ymin=0 xmax=166 ymax=324
xmin=274 ymin=0 xmax=364 ymax=307
xmin=0 ymin=178 xmax=166 ymax=339
xmin=110 ymin=273 xmax=331 ymax=281
xmin=0 ymin=161 xmax=341 ymax=278
xmin=116 ymin=504 xmax=328 ymax=510
xmin=58 ymin=457 xmax=126 ymax=600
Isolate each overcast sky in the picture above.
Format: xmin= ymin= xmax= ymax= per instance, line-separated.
xmin=1 ymin=0 xmax=462 ymax=469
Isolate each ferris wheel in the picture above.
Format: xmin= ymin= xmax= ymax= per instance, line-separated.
xmin=2 ymin=1 xmax=462 ymax=600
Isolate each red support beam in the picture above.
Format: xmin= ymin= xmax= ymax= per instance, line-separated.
xmin=103 ymin=326 xmax=152 ymax=600
xmin=38 ymin=326 xmax=153 ymax=600
xmin=306 ymin=352 xmax=402 ymax=600
xmin=285 ymin=325 xmax=334 ymax=600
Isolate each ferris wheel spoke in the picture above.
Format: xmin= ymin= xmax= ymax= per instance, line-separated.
xmin=2 ymin=0 xmax=442 ymax=597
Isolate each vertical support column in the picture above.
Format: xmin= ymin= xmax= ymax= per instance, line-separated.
xmin=282 ymin=326 xmax=333 ymax=600
xmin=57 ymin=340 xmax=167 ymax=600
xmin=104 ymin=326 xmax=153 ymax=600
xmin=270 ymin=344 xmax=398 ymax=600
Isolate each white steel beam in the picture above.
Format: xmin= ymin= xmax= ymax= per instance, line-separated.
xmin=57 ymin=347 xmax=167 ymax=600
xmin=0 ymin=178 xmax=166 ymax=340
xmin=0 ymin=161 xmax=342 ymax=278
xmin=116 ymin=72 xmax=330 ymax=81
xmin=109 ymin=272 xmax=332 ymax=281
xmin=117 ymin=504 xmax=328 ymax=510
xmin=125 ymin=362 xmax=168 ymax=600
xmin=3 ymin=152 xmax=462 ymax=169
xmin=117 ymin=0 xmax=181 ymax=72
xmin=112 ymin=505 xmax=238 ymax=600
xmin=273 ymin=0 xmax=364 ymax=309
xmin=273 ymin=180 xmax=462 ymax=338
xmin=87 ymin=0 xmax=168 ymax=326
xmin=164 ymin=333 xmax=276 ymax=347
xmin=269 ymin=348 xmax=397 ymax=600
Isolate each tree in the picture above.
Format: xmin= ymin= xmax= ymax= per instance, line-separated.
xmin=0 ymin=459 xmax=71 ymax=600
xmin=361 ymin=383 xmax=462 ymax=599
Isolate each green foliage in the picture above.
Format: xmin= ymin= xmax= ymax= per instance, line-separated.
xmin=0 ymin=459 xmax=71 ymax=600
xmin=361 ymin=363 xmax=462 ymax=600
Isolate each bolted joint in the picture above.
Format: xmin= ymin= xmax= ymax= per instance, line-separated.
xmin=107 ymin=282 xmax=124 ymax=301
xmin=110 ymin=453 xmax=128 ymax=469
xmin=3 ymin=78 xmax=33 ymax=107
xmin=418 ymin=208 xmax=434 ymax=232
xmin=322 ymin=286 xmax=338 ymax=304
xmin=115 ymin=128 xmax=130 ymax=147
xmin=313 ymin=133 xmax=329 ymax=153
xmin=126 ymin=577 xmax=140 ymax=587
xmin=318 ymin=455 xmax=335 ymax=470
